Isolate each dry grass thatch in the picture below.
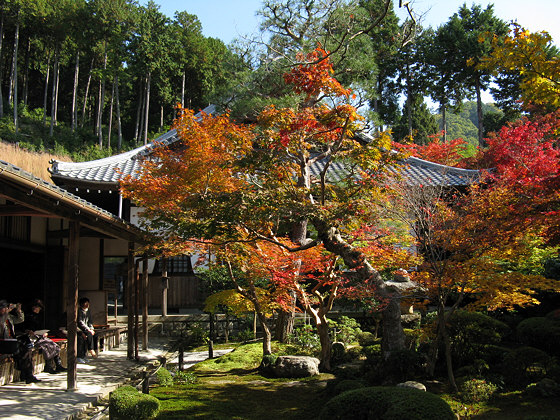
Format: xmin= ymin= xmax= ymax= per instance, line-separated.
xmin=0 ymin=141 xmax=72 ymax=182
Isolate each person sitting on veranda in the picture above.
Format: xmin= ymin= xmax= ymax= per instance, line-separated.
xmin=0 ymin=299 xmax=40 ymax=384
xmin=21 ymin=299 xmax=66 ymax=374
xmin=77 ymin=297 xmax=97 ymax=363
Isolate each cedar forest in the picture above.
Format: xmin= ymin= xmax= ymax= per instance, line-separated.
xmin=3 ymin=0 xmax=560 ymax=409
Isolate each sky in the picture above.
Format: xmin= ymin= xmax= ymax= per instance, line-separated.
xmin=150 ymin=0 xmax=560 ymax=46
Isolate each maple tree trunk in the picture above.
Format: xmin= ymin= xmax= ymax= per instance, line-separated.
xmin=314 ymin=220 xmax=405 ymax=356
xmin=313 ymin=312 xmax=332 ymax=371
xmin=255 ymin=310 xmax=272 ymax=356
xmin=442 ymin=317 xmax=458 ymax=393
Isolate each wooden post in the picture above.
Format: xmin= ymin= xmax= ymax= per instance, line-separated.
xmin=135 ymin=259 xmax=140 ymax=360
xmin=127 ymin=243 xmax=134 ymax=359
xmin=142 ymin=371 xmax=149 ymax=394
xmin=142 ymin=254 xmax=149 ymax=350
xmin=208 ymin=313 xmax=214 ymax=359
xmin=178 ymin=346 xmax=184 ymax=371
xmin=161 ymin=258 xmax=168 ymax=317
xmin=66 ymin=221 xmax=80 ymax=391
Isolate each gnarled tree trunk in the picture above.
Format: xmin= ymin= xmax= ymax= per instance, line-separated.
xmin=314 ymin=220 xmax=405 ymax=357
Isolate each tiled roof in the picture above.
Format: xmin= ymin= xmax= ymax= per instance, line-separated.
xmin=1 ymin=159 xmax=120 ymax=218
xmin=50 ymin=108 xmax=479 ymax=188
xmin=49 ymin=105 xmax=216 ymax=186
xmin=308 ymin=155 xmax=478 ymax=187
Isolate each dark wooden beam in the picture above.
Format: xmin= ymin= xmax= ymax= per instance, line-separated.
xmin=66 ymin=221 xmax=79 ymax=391
xmin=127 ymin=243 xmax=134 ymax=359
xmin=46 ymin=227 xmax=115 ymax=240
xmin=142 ymin=254 xmax=149 ymax=351
xmin=0 ymin=204 xmax=55 ymax=217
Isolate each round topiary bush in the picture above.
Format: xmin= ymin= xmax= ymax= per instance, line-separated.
xmin=333 ymin=379 xmax=367 ymax=395
xmin=109 ymin=385 xmax=160 ymax=420
xmin=447 ymin=310 xmax=511 ymax=367
xmin=517 ymin=317 xmax=560 ymax=356
xmin=502 ymin=346 xmax=553 ymax=386
xmin=319 ymin=386 xmax=455 ymax=420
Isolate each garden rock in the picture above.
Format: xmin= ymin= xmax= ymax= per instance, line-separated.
xmin=273 ymin=356 xmax=320 ymax=378
xmin=526 ymin=378 xmax=560 ymax=397
xmin=397 ymin=381 xmax=427 ymax=392
xmin=331 ymin=342 xmax=345 ymax=362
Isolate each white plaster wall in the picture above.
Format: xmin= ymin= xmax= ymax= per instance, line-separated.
xmin=79 ymin=237 xmax=100 ymax=290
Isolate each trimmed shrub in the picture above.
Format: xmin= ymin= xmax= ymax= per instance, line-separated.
xmin=109 ymin=385 xmax=160 ymax=420
xmin=319 ymin=386 xmax=455 ymax=420
xmin=517 ymin=317 xmax=560 ymax=356
xmin=346 ymin=345 xmax=363 ymax=361
xmin=502 ymin=346 xmax=553 ymax=386
xmin=384 ymin=349 xmax=424 ymax=382
xmin=333 ymin=316 xmax=363 ymax=345
xmin=333 ymin=379 xmax=367 ymax=395
xmin=447 ymin=311 xmax=511 ymax=367
xmin=357 ymin=331 xmax=377 ymax=347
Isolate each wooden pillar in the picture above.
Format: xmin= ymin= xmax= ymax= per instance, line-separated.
xmin=161 ymin=258 xmax=168 ymax=317
xmin=66 ymin=221 xmax=80 ymax=391
xmin=134 ymin=259 xmax=140 ymax=360
xmin=127 ymin=242 xmax=134 ymax=359
xmin=142 ymin=254 xmax=149 ymax=350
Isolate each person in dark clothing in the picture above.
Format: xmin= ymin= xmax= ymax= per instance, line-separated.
xmin=77 ymin=297 xmax=97 ymax=363
xmin=22 ymin=300 xmax=66 ymax=374
xmin=0 ymin=299 xmax=40 ymax=384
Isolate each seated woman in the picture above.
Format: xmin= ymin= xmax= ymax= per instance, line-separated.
xmin=0 ymin=299 xmax=40 ymax=384
xmin=22 ymin=299 xmax=66 ymax=374
xmin=77 ymin=297 xmax=97 ymax=363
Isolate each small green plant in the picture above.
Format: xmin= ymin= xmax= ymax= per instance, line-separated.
xmin=459 ymin=378 xmax=498 ymax=404
xmin=332 ymin=316 xmax=362 ymax=345
xmin=233 ymin=328 xmax=254 ymax=342
xmin=173 ymin=370 xmax=197 ymax=385
xmin=156 ymin=367 xmax=174 ymax=387
xmin=109 ymin=385 xmax=160 ymax=420
xmin=288 ymin=324 xmax=320 ymax=350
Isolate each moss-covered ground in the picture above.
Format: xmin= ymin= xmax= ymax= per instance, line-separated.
xmin=150 ymin=342 xmax=560 ymax=420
